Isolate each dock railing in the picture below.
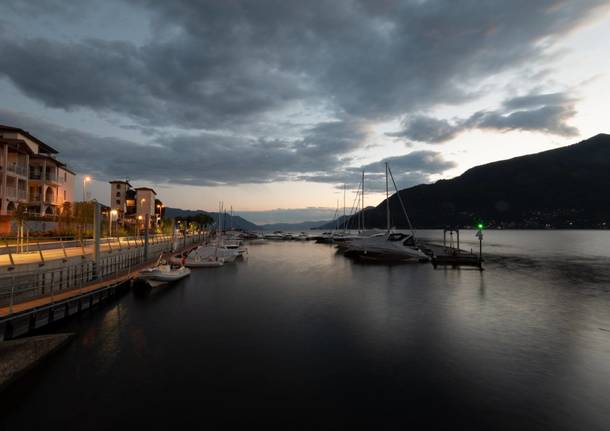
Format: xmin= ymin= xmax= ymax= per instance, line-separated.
xmin=0 ymin=233 xmax=202 ymax=314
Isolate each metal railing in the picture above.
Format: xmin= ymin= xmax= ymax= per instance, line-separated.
xmin=0 ymin=233 xmax=202 ymax=313
xmin=7 ymin=165 xmax=28 ymax=177
xmin=0 ymin=233 xmax=176 ymax=255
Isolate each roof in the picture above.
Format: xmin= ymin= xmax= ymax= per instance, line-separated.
xmin=0 ymin=138 xmax=36 ymax=155
xmin=109 ymin=180 xmax=133 ymax=187
xmin=0 ymin=125 xmax=59 ymax=154
xmin=135 ymin=187 xmax=157 ymax=195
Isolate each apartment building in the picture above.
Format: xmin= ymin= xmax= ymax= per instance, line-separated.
xmin=0 ymin=125 xmax=75 ymax=231
xmin=109 ymin=181 xmax=163 ymax=229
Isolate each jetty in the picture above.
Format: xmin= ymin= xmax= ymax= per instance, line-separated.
xmin=0 ymin=205 xmax=203 ymax=340
xmin=424 ymin=228 xmax=484 ymax=270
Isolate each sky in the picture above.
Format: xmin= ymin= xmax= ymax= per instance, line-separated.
xmin=1 ymin=0 xmax=609 ymax=223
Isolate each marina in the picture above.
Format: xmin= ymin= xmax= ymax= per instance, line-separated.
xmin=1 ymin=2 xmax=610 ymax=429
xmin=1 ymin=231 xmax=610 ymax=429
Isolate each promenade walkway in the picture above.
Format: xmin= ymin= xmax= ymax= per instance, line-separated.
xmin=0 ymin=235 xmax=172 ymax=268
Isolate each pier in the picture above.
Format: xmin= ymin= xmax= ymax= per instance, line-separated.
xmin=0 ymin=232 xmax=203 ymax=340
xmin=425 ymin=228 xmax=484 ymax=270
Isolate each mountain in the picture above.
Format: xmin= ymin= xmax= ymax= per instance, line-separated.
xmin=163 ymin=207 xmax=329 ymax=231
xmin=259 ymin=220 xmax=330 ymax=231
xmin=163 ymin=207 xmax=260 ymax=230
xmin=322 ymin=133 xmax=610 ymax=229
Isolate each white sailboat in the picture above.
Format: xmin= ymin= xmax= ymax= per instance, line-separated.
xmin=183 ymin=202 xmax=227 ymax=267
xmin=342 ymin=163 xmax=429 ymax=262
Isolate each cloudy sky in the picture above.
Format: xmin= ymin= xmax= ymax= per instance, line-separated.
xmin=1 ymin=0 xmax=609 ymax=223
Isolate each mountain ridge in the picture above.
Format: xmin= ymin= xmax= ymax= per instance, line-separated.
xmin=320 ymin=133 xmax=610 ymax=229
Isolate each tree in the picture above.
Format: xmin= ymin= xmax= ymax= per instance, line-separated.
xmin=14 ymin=203 xmax=30 ymax=253
xmin=58 ymin=201 xmax=73 ymax=236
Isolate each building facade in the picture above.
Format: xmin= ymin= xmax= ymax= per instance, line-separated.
xmin=0 ymin=125 xmax=75 ymax=232
xmin=108 ymin=181 xmax=163 ymax=230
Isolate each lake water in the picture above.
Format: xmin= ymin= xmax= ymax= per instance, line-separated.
xmin=1 ymin=230 xmax=610 ymax=429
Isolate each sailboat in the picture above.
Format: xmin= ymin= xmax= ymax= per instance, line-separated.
xmin=183 ymin=202 xmax=227 ymax=267
xmin=342 ymin=163 xmax=429 ymax=262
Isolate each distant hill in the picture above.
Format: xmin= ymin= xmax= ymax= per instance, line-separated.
xmin=259 ymin=220 xmax=330 ymax=231
xmin=163 ymin=207 xmax=260 ymax=230
xmin=164 ymin=208 xmax=331 ymax=231
xmin=322 ymin=133 xmax=610 ymax=229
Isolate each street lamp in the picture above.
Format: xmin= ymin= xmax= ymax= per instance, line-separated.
xmin=82 ymin=176 xmax=91 ymax=202
xmin=137 ymin=215 xmax=143 ymax=238
xmin=109 ymin=209 xmax=118 ymax=237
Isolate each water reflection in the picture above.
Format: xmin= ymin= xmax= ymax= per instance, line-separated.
xmin=1 ymin=233 xmax=610 ymax=429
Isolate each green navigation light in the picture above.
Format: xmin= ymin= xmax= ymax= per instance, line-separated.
xmin=477 ymin=223 xmax=484 ymax=230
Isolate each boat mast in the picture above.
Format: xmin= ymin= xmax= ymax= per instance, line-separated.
xmin=361 ymin=171 xmax=365 ymax=232
xmin=343 ymin=184 xmax=346 ymax=232
xmin=387 ymin=164 xmax=416 ymax=238
xmin=334 ymin=200 xmax=339 ymax=231
xmin=385 ymin=162 xmax=390 ymax=232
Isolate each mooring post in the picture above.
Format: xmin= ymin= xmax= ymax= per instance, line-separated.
xmin=5 ymin=241 xmax=15 ymax=268
xmin=9 ymin=277 xmax=15 ymax=314
xmin=144 ymin=214 xmax=150 ymax=261
xmin=93 ymin=201 xmax=101 ymax=279
xmin=476 ymin=224 xmax=484 ymax=271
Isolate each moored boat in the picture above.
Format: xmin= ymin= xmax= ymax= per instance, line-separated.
xmin=137 ymin=255 xmax=191 ymax=286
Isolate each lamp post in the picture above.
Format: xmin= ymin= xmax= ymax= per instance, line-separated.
xmin=137 ymin=215 xmax=143 ymax=239
xmin=82 ymin=176 xmax=91 ymax=202
xmin=109 ymin=209 xmax=118 ymax=238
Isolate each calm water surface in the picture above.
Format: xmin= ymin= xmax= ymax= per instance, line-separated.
xmin=2 ymin=231 xmax=610 ymax=429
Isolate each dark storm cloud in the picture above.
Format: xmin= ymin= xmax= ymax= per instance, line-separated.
xmin=299 ymin=151 xmax=456 ymax=192
xmin=0 ymin=110 xmax=371 ymax=185
xmin=0 ymin=0 xmax=605 ymax=189
xmin=389 ymin=91 xmax=579 ymax=143
xmin=0 ymin=0 xmax=605 ymax=129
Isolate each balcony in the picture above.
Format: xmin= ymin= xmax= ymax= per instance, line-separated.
xmin=7 ymin=165 xmax=28 ymax=177
xmin=5 ymin=187 xmax=16 ymax=199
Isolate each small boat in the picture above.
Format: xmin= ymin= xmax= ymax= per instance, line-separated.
xmin=184 ymin=255 xmax=225 ymax=268
xmin=264 ymin=231 xmax=285 ymax=240
xmin=190 ymin=244 xmax=241 ymax=262
xmin=137 ymin=256 xmax=191 ymax=286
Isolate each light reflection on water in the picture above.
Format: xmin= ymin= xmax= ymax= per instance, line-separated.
xmin=1 ymin=231 xmax=610 ymax=429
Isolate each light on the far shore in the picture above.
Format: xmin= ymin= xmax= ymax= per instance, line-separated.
xmin=477 ymin=223 xmax=484 ymax=230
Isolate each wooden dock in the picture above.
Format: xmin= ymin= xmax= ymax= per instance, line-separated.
xmin=423 ymin=243 xmax=484 ymax=270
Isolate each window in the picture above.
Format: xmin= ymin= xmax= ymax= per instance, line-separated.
xmin=116 ymin=184 xmax=120 ymax=189
xmin=116 ymin=191 xmax=121 ymax=197
xmin=63 ymin=190 xmax=66 ymax=200
xmin=116 ymin=199 xmax=121 ymax=205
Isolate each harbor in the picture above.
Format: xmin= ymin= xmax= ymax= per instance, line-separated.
xmin=2 ymin=2 xmax=610 ymax=428
xmin=2 ymin=231 xmax=610 ymax=429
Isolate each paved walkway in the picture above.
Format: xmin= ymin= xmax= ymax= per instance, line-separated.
xmin=0 ymin=236 xmax=172 ymax=267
